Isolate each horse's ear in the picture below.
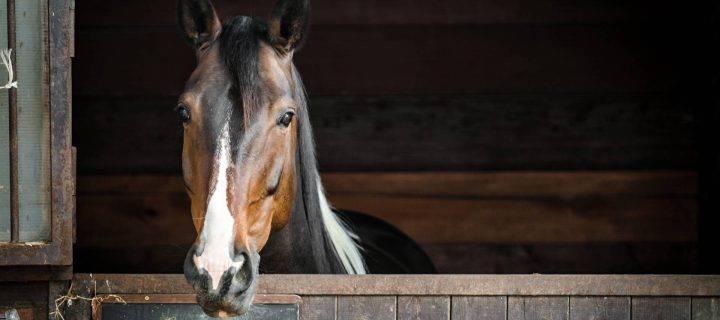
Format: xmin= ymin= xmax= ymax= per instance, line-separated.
xmin=177 ymin=0 xmax=221 ymax=49
xmin=268 ymin=0 xmax=310 ymax=53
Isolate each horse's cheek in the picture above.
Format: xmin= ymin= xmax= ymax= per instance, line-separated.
xmin=270 ymin=170 xmax=295 ymax=230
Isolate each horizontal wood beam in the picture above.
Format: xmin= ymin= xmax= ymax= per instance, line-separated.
xmin=73 ymin=95 xmax=697 ymax=173
xmin=74 ymin=274 xmax=720 ymax=296
xmin=81 ymin=171 xmax=698 ymax=198
xmin=76 ymin=0 xmax=694 ymax=27
xmin=76 ymin=172 xmax=697 ymax=245
xmin=74 ymin=242 xmax=698 ymax=274
xmin=73 ymin=25 xmax=687 ymax=96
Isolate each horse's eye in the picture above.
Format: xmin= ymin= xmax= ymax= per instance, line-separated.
xmin=278 ymin=111 xmax=295 ymax=127
xmin=177 ymin=105 xmax=191 ymax=123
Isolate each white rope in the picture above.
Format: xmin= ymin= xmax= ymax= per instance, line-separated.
xmin=1 ymin=48 xmax=17 ymax=90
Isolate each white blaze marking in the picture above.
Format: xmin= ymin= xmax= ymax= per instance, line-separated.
xmin=194 ymin=124 xmax=244 ymax=290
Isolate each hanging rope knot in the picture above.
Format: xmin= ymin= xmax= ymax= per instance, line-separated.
xmin=1 ymin=48 xmax=18 ymax=90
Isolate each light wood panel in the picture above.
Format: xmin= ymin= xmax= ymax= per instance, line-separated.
xmin=569 ymin=297 xmax=629 ymax=320
xmin=0 ymin=0 xmax=11 ymax=242
xmin=692 ymin=298 xmax=720 ymax=320
xmin=299 ymin=296 xmax=336 ymax=320
xmin=398 ymin=296 xmax=449 ymax=320
xmin=337 ymin=296 xmax=396 ymax=320
xmin=15 ymin=0 xmax=51 ymax=242
xmin=631 ymin=297 xmax=690 ymax=320
xmin=508 ymin=297 xmax=569 ymax=320
xmin=451 ymin=296 xmax=506 ymax=320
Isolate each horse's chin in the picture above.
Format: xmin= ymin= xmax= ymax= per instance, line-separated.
xmin=197 ymin=281 xmax=257 ymax=318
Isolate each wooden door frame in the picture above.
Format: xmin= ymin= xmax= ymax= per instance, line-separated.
xmin=0 ymin=0 xmax=74 ymax=269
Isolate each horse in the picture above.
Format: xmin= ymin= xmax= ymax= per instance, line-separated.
xmin=176 ymin=0 xmax=437 ymax=316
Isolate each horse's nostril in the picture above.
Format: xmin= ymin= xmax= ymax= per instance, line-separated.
xmin=233 ymin=252 xmax=254 ymax=293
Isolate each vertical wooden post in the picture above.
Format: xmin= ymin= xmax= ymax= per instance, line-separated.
xmin=6 ymin=0 xmax=18 ymax=243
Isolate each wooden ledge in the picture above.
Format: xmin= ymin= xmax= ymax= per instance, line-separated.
xmin=102 ymin=294 xmax=301 ymax=305
xmin=73 ymin=274 xmax=720 ymax=297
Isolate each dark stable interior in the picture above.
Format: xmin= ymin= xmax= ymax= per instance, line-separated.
xmin=72 ymin=0 xmax=720 ymax=274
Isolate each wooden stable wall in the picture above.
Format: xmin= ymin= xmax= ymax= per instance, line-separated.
xmin=63 ymin=274 xmax=720 ymax=320
xmin=75 ymin=171 xmax=698 ymax=273
xmin=72 ymin=1 xmax=716 ymax=273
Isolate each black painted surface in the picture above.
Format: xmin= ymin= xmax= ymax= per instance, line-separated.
xmin=101 ymin=303 xmax=298 ymax=320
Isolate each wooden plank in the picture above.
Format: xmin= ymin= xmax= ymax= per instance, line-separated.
xmin=100 ymin=302 xmax=299 ymax=320
xmin=337 ymin=296 xmax=396 ymax=320
xmin=450 ymin=296 xmax=505 ymax=320
xmin=424 ymin=243 xmax=697 ymax=274
xmin=300 ymin=296 xmax=336 ymax=320
xmin=78 ymin=171 xmax=698 ymax=198
xmin=73 ymin=25 xmax=686 ymax=96
xmin=0 ymin=0 xmax=10 ymax=243
xmin=631 ymin=297 xmax=690 ymax=320
xmin=76 ymin=0 xmax=688 ymax=27
xmin=330 ymin=195 xmax=696 ymax=244
xmin=76 ymin=193 xmax=195 ymax=247
xmin=77 ymin=171 xmax=697 ymax=197
xmin=73 ymin=94 xmax=696 ymax=173
xmin=74 ymin=180 xmax=697 ymax=245
xmin=99 ymin=293 xmax=300 ymax=305
xmin=569 ymin=297 xmax=629 ymax=320
xmin=398 ymin=296 xmax=449 ymax=320
xmin=508 ymin=296 xmax=568 ymax=320
xmin=692 ymin=298 xmax=720 ymax=320
xmin=15 ymin=0 xmax=51 ymax=242
xmin=75 ymin=274 xmax=720 ymax=297
xmin=322 ymin=171 xmax=697 ymax=198
xmin=73 ymin=242 xmax=699 ymax=275
xmin=73 ymin=172 xmax=697 ymax=247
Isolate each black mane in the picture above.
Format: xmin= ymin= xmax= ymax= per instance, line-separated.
xmin=218 ymin=16 xmax=265 ymax=123
xmin=217 ymin=15 xmax=346 ymax=274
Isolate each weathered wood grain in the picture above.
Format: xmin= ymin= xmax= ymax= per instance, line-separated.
xmin=75 ymin=188 xmax=697 ymax=245
xmin=74 ymin=25 xmax=686 ymax=96
xmin=337 ymin=296 xmax=396 ymax=320
xmin=331 ymin=195 xmax=696 ymax=244
xmin=0 ymin=0 xmax=10 ymax=243
xmin=75 ymin=172 xmax=697 ymax=245
xmin=692 ymin=298 xmax=720 ymax=320
xmin=423 ymin=243 xmax=697 ymax=274
xmin=398 ymin=296 xmax=449 ymax=320
xmin=74 ymin=242 xmax=699 ymax=274
xmin=321 ymin=171 xmax=697 ymax=198
xmin=569 ymin=297 xmax=629 ymax=320
xmin=300 ymin=296 xmax=336 ymax=320
xmin=76 ymin=0 xmax=690 ymax=27
xmin=73 ymin=94 xmax=696 ymax=173
xmin=508 ymin=296 xmax=569 ymax=320
xmin=78 ymin=171 xmax=698 ymax=198
xmin=15 ymin=0 xmax=51 ymax=242
xmin=451 ymin=296 xmax=506 ymax=320
xmin=631 ymin=297 xmax=690 ymax=320
xmin=75 ymin=274 xmax=720 ymax=296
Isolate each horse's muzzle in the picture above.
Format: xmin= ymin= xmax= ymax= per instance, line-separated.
xmin=184 ymin=245 xmax=260 ymax=317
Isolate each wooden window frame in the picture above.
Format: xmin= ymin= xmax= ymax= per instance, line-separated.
xmin=0 ymin=0 xmax=73 ymax=266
